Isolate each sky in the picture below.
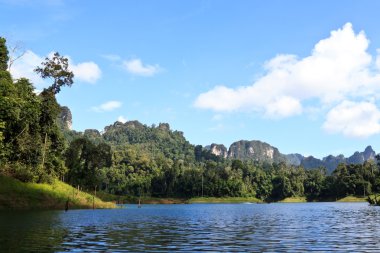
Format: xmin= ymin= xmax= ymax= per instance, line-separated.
xmin=2 ymin=0 xmax=380 ymax=158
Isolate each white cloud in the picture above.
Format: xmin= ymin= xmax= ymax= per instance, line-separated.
xmin=117 ymin=115 xmax=128 ymax=123
xmin=195 ymin=22 xmax=380 ymax=117
xmin=92 ymin=101 xmax=122 ymax=112
xmin=194 ymin=23 xmax=380 ymax=137
xmin=265 ymin=96 xmax=303 ymax=118
xmin=122 ymin=58 xmax=161 ymax=76
xmin=9 ymin=50 xmax=101 ymax=89
xmin=323 ymin=101 xmax=380 ymax=138
xmin=70 ymin=61 xmax=101 ymax=83
xmin=10 ymin=50 xmax=45 ymax=88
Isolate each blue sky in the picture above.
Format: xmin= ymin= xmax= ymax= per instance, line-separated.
xmin=2 ymin=0 xmax=380 ymax=158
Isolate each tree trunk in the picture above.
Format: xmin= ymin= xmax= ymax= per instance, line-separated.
xmin=41 ymin=131 xmax=48 ymax=170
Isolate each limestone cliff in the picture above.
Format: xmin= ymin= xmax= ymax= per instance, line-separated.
xmin=58 ymin=106 xmax=72 ymax=130
xmin=209 ymin=144 xmax=228 ymax=159
xmin=227 ymin=140 xmax=285 ymax=163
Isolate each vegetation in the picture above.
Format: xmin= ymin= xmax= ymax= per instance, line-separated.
xmin=337 ymin=196 xmax=366 ymax=202
xmin=1 ymin=37 xmax=380 ymax=209
xmin=279 ymin=196 xmax=307 ymax=203
xmin=188 ymin=197 xmax=262 ymax=203
xmin=0 ymin=175 xmax=115 ymax=209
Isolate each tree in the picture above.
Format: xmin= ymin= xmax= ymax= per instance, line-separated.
xmin=194 ymin=145 xmax=203 ymax=162
xmin=33 ymin=52 xmax=74 ymax=180
xmin=34 ymin=52 xmax=74 ymax=94
xmin=65 ymin=138 xmax=112 ymax=190
xmin=0 ymin=37 xmax=9 ymax=71
xmin=304 ymin=167 xmax=326 ymax=200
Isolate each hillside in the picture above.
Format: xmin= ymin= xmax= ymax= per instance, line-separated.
xmin=0 ymin=175 xmax=115 ymax=210
xmin=59 ymin=107 xmax=378 ymax=173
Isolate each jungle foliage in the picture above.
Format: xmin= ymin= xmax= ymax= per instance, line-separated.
xmin=2 ymin=37 xmax=380 ymax=202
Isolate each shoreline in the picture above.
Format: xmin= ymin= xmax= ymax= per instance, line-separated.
xmin=101 ymin=195 xmax=368 ymax=205
xmin=0 ymin=175 xmax=368 ymax=210
xmin=0 ymin=175 xmax=116 ymax=210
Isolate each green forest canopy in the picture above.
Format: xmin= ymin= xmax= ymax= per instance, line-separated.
xmin=1 ymin=37 xmax=380 ymax=202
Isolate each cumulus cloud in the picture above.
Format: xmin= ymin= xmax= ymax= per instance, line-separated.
xmin=195 ymin=23 xmax=380 ymax=114
xmin=122 ymin=58 xmax=161 ymax=76
xmin=117 ymin=115 xmax=128 ymax=123
xmin=10 ymin=50 xmax=101 ymax=89
xmin=323 ymin=101 xmax=380 ymax=138
xmin=265 ymin=96 xmax=303 ymax=118
xmin=70 ymin=61 xmax=101 ymax=83
xmin=92 ymin=101 xmax=122 ymax=112
xmin=194 ymin=23 xmax=380 ymax=137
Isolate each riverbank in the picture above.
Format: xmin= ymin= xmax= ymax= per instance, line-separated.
xmin=278 ymin=196 xmax=366 ymax=203
xmin=96 ymin=192 xmax=187 ymax=204
xmin=279 ymin=196 xmax=307 ymax=203
xmin=0 ymin=175 xmax=116 ymax=210
xmin=188 ymin=196 xmax=262 ymax=203
xmin=337 ymin=196 xmax=367 ymax=202
xmin=96 ymin=192 xmax=263 ymax=204
xmin=96 ymin=194 xmax=367 ymax=205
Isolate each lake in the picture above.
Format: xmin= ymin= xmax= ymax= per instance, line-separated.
xmin=0 ymin=202 xmax=380 ymax=252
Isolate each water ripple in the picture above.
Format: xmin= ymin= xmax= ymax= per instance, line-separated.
xmin=1 ymin=203 xmax=380 ymax=252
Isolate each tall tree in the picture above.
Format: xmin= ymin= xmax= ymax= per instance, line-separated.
xmin=34 ymin=52 xmax=74 ymax=94
xmin=34 ymin=52 xmax=74 ymax=180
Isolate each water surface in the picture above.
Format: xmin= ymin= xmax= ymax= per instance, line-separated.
xmin=1 ymin=202 xmax=379 ymax=252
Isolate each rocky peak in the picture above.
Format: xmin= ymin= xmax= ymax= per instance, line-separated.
xmin=364 ymin=146 xmax=376 ymax=160
xmin=285 ymin=153 xmax=304 ymax=166
xmin=209 ymin=143 xmax=228 ymax=158
xmin=158 ymin=123 xmax=170 ymax=131
xmin=58 ymin=106 xmax=72 ymax=130
xmin=228 ymin=140 xmax=284 ymax=163
xmin=123 ymin=120 xmax=144 ymax=129
xmin=301 ymin=156 xmax=324 ymax=169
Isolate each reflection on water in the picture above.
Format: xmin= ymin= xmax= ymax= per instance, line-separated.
xmin=1 ymin=202 xmax=380 ymax=252
xmin=0 ymin=210 xmax=67 ymax=252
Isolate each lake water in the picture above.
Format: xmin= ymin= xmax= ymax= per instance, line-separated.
xmin=1 ymin=202 xmax=380 ymax=252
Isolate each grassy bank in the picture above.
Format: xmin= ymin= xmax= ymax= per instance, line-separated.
xmin=96 ymin=191 xmax=186 ymax=204
xmin=94 ymin=191 xmax=368 ymax=205
xmin=336 ymin=195 xmax=367 ymax=202
xmin=0 ymin=175 xmax=116 ymax=210
xmin=279 ymin=196 xmax=307 ymax=203
xmin=188 ymin=196 xmax=262 ymax=203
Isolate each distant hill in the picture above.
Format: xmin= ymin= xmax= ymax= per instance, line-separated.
xmin=228 ymin=140 xmax=286 ymax=163
xmin=299 ymin=146 xmax=376 ymax=173
xmin=205 ymin=144 xmax=228 ymax=159
xmin=207 ymin=138 xmax=377 ymax=173
xmin=58 ymin=107 xmax=378 ymax=173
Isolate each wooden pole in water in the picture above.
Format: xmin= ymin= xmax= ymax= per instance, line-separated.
xmin=201 ymin=173 xmax=204 ymax=197
xmin=93 ymin=185 xmax=97 ymax=209
xmin=138 ymin=187 xmax=141 ymax=208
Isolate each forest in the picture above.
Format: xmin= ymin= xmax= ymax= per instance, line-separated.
xmin=1 ymin=37 xmax=380 ymax=203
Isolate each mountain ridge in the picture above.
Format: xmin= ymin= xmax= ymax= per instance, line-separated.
xmin=207 ymin=140 xmax=377 ymax=173
xmin=59 ymin=107 xmax=377 ymax=173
